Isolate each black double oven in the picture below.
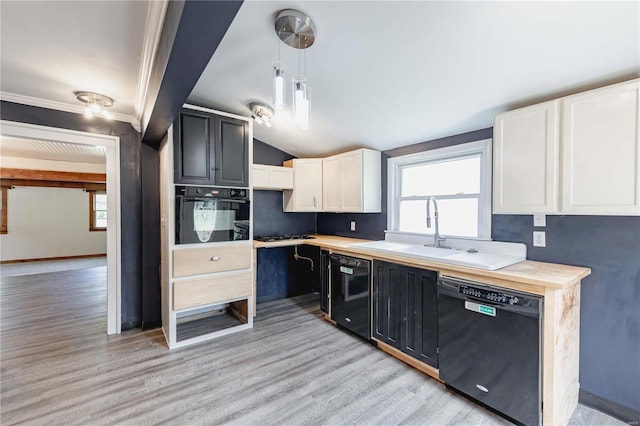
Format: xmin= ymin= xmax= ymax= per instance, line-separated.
xmin=175 ymin=185 xmax=250 ymax=244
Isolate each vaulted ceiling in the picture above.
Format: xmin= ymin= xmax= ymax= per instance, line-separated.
xmin=190 ymin=1 xmax=640 ymax=157
xmin=0 ymin=1 xmax=638 ymax=159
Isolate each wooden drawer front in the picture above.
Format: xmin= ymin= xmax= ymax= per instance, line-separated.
xmin=173 ymin=271 xmax=252 ymax=310
xmin=173 ymin=245 xmax=251 ymax=277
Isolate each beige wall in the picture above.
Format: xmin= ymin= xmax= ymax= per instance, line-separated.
xmin=0 ymin=186 xmax=107 ymax=261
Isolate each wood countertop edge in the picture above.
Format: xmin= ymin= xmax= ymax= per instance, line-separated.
xmin=253 ymin=235 xmax=591 ymax=290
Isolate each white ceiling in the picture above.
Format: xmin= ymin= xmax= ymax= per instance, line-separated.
xmin=0 ymin=136 xmax=106 ymax=164
xmin=0 ymin=2 xmax=637 ymax=158
xmin=0 ymin=0 xmax=150 ymax=121
xmin=190 ymin=1 xmax=640 ymax=157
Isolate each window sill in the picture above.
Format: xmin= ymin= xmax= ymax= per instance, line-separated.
xmin=385 ymin=230 xmax=492 ymax=242
xmin=89 ymin=228 xmax=107 ymax=232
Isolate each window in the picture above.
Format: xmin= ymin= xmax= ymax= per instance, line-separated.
xmin=89 ymin=191 xmax=107 ymax=231
xmin=1 ymin=187 xmax=7 ymax=234
xmin=388 ymin=139 xmax=492 ymax=240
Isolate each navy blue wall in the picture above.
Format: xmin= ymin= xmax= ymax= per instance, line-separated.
xmin=313 ymin=127 xmax=640 ymax=416
xmin=1 ymin=101 xmax=146 ymax=330
xmin=253 ymin=139 xmax=318 ymax=302
xmin=493 ymin=215 xmax=640 ymax=413
xmin=256 ymin=245 xmax=320 ymax=303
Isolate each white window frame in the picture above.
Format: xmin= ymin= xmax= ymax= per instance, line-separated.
xmin=387 ymin=139 xmax=493 ymax=240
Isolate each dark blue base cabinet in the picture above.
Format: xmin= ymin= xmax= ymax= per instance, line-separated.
xmin=320 ymin=250 xmax=330 ymax=313
xmin=372 ymin=261 xmax=438 ymax=368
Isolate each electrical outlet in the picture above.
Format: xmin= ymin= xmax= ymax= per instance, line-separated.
xmin=350 ymin=221 xmax=356 ymax=231
xmin=533 ymin=214 xmax=546 ymax=227
xmin=533 ymin=231 xmax=546 ymax=247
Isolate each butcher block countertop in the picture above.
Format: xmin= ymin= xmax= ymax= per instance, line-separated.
xmin=254 ymin=234 xmax=591 ymax=292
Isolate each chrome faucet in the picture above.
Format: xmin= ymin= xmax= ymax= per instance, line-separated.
xmin=426 ymin=196 xmax=446 ymax=248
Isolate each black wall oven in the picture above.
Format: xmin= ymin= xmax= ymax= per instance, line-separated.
xmin=330 ymin=254 xmax=371 ymax=341
xmin=175 ymin=186 xmax=250 ymax=244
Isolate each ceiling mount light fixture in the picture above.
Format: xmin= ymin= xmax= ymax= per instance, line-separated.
xmin=274 ymin=9 xmax=316 ymax=49
xmin=74 ymin=91 xmax=114 ymax=120
xmin=250 ymin=102 xmax=274 ymax=128
xmin=273 ymin=9 xmax=315 ymax=130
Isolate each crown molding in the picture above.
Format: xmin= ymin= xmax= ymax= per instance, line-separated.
xmin=0 ymin=92 xmax=139 ymax=129
xmin=133 ymin=0 xmax=169 ymax=132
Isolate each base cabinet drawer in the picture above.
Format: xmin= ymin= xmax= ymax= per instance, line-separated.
xmin=173 ymin=245 xmax=251 ymax=277
xmin=173 ymin=271 xmax=252 ymax=310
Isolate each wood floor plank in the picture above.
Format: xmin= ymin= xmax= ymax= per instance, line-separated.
xmin=0 ymin=264 xmax=626 ymax=426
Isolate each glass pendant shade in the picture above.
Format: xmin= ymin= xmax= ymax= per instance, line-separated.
xmin=273 ymin=62 xmax=285 ymax=109
xmin=292 ymin=75 xmax=310 ymax=130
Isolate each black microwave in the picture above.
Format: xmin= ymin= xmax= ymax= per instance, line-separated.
xmin=175 ymin=186 xmax=250 ymax=244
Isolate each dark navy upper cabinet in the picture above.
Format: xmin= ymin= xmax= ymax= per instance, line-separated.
xmin=174 ymin=109 xmax=215 ymax=185
xmin=215 ymin=116 xmax=249 ymax=187
xmin=174 ymin=108 xmax=249 ymax=187
xmin=373 ymin=261 xmax=439 ymax=368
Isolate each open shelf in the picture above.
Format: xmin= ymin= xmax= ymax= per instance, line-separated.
xmin=176 ymin=299 xmax=249 ymax=343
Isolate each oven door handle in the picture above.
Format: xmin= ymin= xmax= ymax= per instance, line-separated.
xmin=177 ymin=196 xmax=247 ymax=203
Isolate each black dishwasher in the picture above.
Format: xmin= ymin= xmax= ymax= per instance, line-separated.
xmin=330 ymin=254 xmax=371 ymax=341
xmin=438 ymin=277 xmax=543 ymax=426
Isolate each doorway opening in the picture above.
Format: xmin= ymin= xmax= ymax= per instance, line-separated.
xmin=0 ymin=120 xmax=121 ymax=334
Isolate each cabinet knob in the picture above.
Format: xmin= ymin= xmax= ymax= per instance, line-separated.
xmin=210 ymin=256 xmax=221 ymax=261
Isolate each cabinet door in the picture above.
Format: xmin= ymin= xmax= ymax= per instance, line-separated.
xmin=215 ymin=116 xmax=249 ymax=187
xmin=322 ymin=156 xmax=342 ymax=211
xmin=493 ymin=101 xmax=559 ymax=214
xmin=403 ymin=267 xmax=438 ymax=368
xmin=174 ymin=109 xmax=216 ymax=185
xmin=372 ymin=261 xmax=402 ymax=350
xmin=341 ymin=151 xmax=363 ymax=212
xmin=252 ymin=164 xmax=269 ymax=188
xmin=252 ymin=165 xmax=293 ymax=190
xmin=320 ymin=250 xmax=329 ymax=313
xmin=294 ymin=159 xmax=323 ymax=211
xmin=269 ymin=167 xmax=294 ymax=190
xmin=562 ymin=81 xmax=640 ymax=215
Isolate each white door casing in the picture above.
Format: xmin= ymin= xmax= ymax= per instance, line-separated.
xmin=0 ymin=120 xmax=122 ymax=334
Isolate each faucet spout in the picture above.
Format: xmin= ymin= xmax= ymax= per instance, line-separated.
xmin=426 ymin=196 xmax=446 ymax=248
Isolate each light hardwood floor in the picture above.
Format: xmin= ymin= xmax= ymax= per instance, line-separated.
xmin=0 ymin=264 xmax=624 ymax=425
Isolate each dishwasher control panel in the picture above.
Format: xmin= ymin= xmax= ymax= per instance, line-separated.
xmin=459 ymin=285 xmax=520 ymax=306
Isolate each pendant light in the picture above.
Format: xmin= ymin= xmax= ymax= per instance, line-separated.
xmin=273 ymin=62 xmax=285 ymax=110
xmin=292 ymin=75 xmax=309 ymax=130
xmin=274 ymin=9 xmax=316 ymax=130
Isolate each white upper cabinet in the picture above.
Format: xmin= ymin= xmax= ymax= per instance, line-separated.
xmin=494 ymin=100 xmax=560 ymax=214
xmin=252 ymin=164 xmax=293 ymax=190
xmin=322 ymin=156 xmax=342 ymax=212
xmin=322 ymin=148 xmax=381 ymax=213
xmin=493 ymin=79 xmax=640 ymax=215
xmin=283 ymin=159 xmax=323 ymax=212
xmin=562 ymin=81 xmax=640 ymax=215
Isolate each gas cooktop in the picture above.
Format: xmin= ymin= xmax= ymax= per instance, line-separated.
xmin=254 ymin=234 xmax=316 ymax=242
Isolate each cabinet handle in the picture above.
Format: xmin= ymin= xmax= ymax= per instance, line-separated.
xmin=210 ymin=256 xmax=221 ymax=261
xmin=313 ymin=196 xmax=317 ymax=207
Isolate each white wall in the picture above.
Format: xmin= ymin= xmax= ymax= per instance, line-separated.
xmin=0 ymin=186 xmax=107 ymax=261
